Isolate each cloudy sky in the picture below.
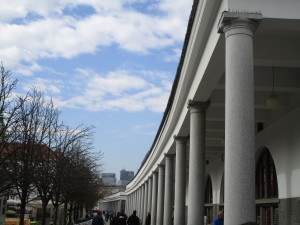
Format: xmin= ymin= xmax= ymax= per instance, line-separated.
xmin=0 ymin=0 xmax=193 ymax=179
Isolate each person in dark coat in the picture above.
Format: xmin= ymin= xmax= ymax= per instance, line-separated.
xmin=127 ymin=210 xmax=140 ymax=225
xmin=145 ymin=212 xmax=151 ymax=225
xmin=92 ymin=211 xmax=104 ymax=225
xmin=115 ymin=212 xmax=127 ymax=225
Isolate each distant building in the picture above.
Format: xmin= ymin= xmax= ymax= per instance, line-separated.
xmin=118 ymin=169 xmax=134 ymax=186
xmin=101 ymin=173 xmax=117 ymax=186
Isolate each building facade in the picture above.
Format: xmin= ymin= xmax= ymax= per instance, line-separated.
xmin=101 ymin=173 xmax=117 ymax=186
xmin=119 ymin=170 xmax=134 ymax=186
xmin=123 ymin=1 xmax=300 ymax=225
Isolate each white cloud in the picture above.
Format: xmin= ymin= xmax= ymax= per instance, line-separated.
xmin=0 ymin=0 xmax=193 ymax=74
xmin=23 ymin=77 xmax=63 ymax=94
xmin=52 ymin=68 xmax=172 ymax=113
xmin=164 ymin=48 xmax=182 ymax=62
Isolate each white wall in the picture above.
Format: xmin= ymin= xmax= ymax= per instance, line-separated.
xmin=256 ymin=106 xmax=300 ymax=199
xmin=206 ymin=156 xmax=224 ymax=204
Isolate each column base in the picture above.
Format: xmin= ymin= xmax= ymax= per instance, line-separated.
xmin=279 ymin=197 xmax=300 ymax=225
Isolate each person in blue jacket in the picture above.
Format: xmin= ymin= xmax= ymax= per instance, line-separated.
xmin=213 ymin=210 xmax=224 ymax=225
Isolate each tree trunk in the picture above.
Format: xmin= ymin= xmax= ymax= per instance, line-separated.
xmin=19 ymin=200 xmax=26 ymax=225
xmin=68 ymin=202 xmax=73 ymax=225
xmin=52 ymin=204 xmax=58 ymax=225
xmin=63 ymin=203 xmax=68 ymax=225
xmin=41 ymin=200 xmax=49 ymax=225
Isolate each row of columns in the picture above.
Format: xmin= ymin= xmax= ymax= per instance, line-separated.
xmin=126 ymin=100 xmax=209 ymax=225
xmin=126 ymin=12 xmax=260 ymax=225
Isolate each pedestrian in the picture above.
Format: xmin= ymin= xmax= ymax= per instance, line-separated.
xmin=110 ymin=212 xmax=116 ymax=225
xmin=115 ymin=212 xmax=127 ymax=225
xmin=105 ymin=212 xmax=110 ymax=222
xmin=212 ymin=210 xmax=224 ymax=225
xmin=145 ymin=212 xmax=151 ymax=225
xmin=127 ymin=210 xmax=140 ymax=225
xmin=92 ymin=211 xmax=104 ymax=225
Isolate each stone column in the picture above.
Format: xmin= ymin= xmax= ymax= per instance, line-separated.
xmin=187 ymin=100 xmax=210 ymax=225
xmin=174 ymin=136 xmax=188 ymax=225
xmin=218 ymin=11 xmax=262 ymax=225
xmin=143 ymin=181 xmax=148 ymax=224
xmin=135 ymin=189 xmax=138 ymax=213
xmin=141 ymin=184 xmax=145 ymax=220
xmin=156 ymin=165 xmax=165 ymax=225
xmin=132 ymin=192 xmax=135 ymax=213
xmin=150 ymin=172 xmax=158 ymax=225
xmin=147 ymin=177 xmax=152 ymax=214
xmin=130 ymin=193 xmax=133 ymax=214
xmin=163 ymin=154 xmax=174 ymax=225
xmin=139 ymin=186 xmax=143 ymax=217
xmin=126 ymin=195 xmax=129 ymax=215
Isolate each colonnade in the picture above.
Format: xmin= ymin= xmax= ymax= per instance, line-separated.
xmin=126 ymin=12 xmax=261 ymax=225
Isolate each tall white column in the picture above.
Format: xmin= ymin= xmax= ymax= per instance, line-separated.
xmin=187 ymin=100 xmax=210 ymax=225
xmin=174 ymin=136 xmax=187 ymax=225
xmin=141 ymin=183 xmax=145 ymax=222
xmin=218 ymin=12 xmax=262 ymax=225
xmin=135 ymin=190 xmax=138 ymax=212
xmin=143 ymin=181 xmax=148 ymax=224
xmin=156 ymin=165 xmax=165 ymax=225
xmin=163 ymin=155 xmax=174 ymax=225
xmin=150 ymin=172 xmax=158 ymax=225
xmin=147 ymin=177 xmax=152 ymax=215
xmin=126 ymin=196 xmax=129 ymax=215
xmin=139 ymin=186 xmax=143 ymax=217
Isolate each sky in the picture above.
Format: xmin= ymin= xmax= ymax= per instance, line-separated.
xmin=0 ymin=0 xmax=193 ymax=180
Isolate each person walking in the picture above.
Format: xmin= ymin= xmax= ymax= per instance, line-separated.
xmin=145 ymin=212 xmax=151 ymax=225
xmin=115 ymin=212 xmax=127 ymax=225
xmin=127 ymin=210 xmax=140 ymax=225
xmin=92 ymin=211 xmax=104 ymax=225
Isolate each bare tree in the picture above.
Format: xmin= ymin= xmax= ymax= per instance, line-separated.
xmin=51 ymin=124 xmax=96 ymax=225
xmin=31 ymin=97 xmax=61 ymax=225
xmin=0 ymin=63 xmax=25 ymax=195
xmin=5 ymin=89 xmax=56 ymax=225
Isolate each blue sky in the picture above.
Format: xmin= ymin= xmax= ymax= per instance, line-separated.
xmin=0 ymin=0 xmax=193 ymax=179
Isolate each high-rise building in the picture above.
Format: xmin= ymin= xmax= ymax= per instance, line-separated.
xmin=118 ymin=169 xmax=134 ymax=186
xmin=101 ymin=173 xmax=117 ymax=186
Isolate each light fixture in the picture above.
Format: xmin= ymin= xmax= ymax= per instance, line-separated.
xmin=266 ymin=67 xmax=281 ymax=110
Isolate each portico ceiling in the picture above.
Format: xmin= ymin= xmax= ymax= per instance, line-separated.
xmin=189 ymin=17 xmax=300 ymax=163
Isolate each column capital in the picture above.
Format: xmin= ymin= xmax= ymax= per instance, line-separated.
xmin=152 ymin=170 xmax=158 ymax=175
xmin=187 ymin=100 xmax=210 ymax=112
xmin=173 ymin=135 xmax=189 ymax=143
xmin=164 ymin=153 xmax=175 ymax=159
xmin=218 ymin=11 xmax=262 ymax=37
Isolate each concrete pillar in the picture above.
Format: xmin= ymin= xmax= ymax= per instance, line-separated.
xmin=139 ymin=187 xmax=143 ymax=217
xmin=150 ymin=172 xmax=158 ymax=225
xmin=147 ymin=177 xmax=152 ymax=215
xmin=156 ymin=165 xmax=165 ymax=225
xmin=174 ymin=136 xmax=188 ymax=225
xmin=134 ymin=190 xmax=138 ymax=212
xmin=163 ymin=155 xmax=174 ymax=225
xmin=143 ymin=181 xmax=148 ymax=224
xmin=187 ymin=100 xmax=210 ymax=225
xmin=218 ymin=11 xmax=262 ymax=225
xmin=141 ymin=183 xmax=145 ymax=222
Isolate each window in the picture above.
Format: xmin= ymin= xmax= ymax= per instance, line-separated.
xmin=255 ymin=148 xmax=279 ymax=225
xmin=204 ymin=176 xmax=213 ymax=224
xmin=256 ymin=149 xmax=278 ymax=199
